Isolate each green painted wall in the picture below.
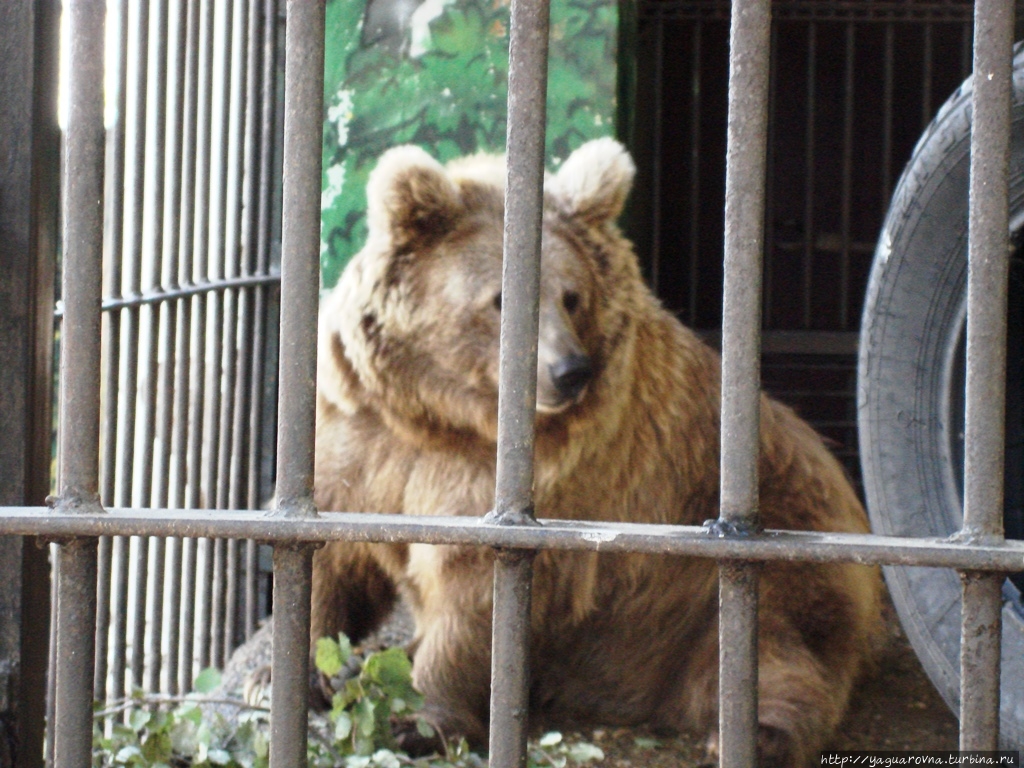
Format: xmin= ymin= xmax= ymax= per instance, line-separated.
xmin=320 ymin=0 xmax=620 ymax=289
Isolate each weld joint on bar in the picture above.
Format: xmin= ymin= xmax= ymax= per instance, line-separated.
xmin=950 ymin=527 xmax=1005 ymax=547
xmin=702 ymin=517 xmax=762 ymax=538
xmin=46 ymin=492 xmax=104 ymax=516
xmin=485 ymin=505 xmax=540 ymax=527
xmin=270 ymin=495 xmax=318 ymax=520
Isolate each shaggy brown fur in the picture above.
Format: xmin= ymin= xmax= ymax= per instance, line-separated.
xmin=312 ymin=138 xmax=884 ymax=766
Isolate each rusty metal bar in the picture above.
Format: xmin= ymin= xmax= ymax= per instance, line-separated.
xmin=960 ymin=0 xmax=1014 ymax=749
xmin=650 ymin=15 xmax=663 ymax=293
xmin=839 ymin=22 xmax=854 ymax=329
xmin=53 ymin=0 xmax=106 ymax=764
xmin=8 ymin=508 xmax=1024 ymax=570
xmin=96 ymin=0 xmax=129 ymax=703
xmin=490 ymin=550 xmax=535 ymax=760
xmin=269 ymin=1 xmax=324 ymax=764
xmin=169 ymin=0 xmax=203 ymax=696
xmin=487 ymin=0 xmax=551 ymax=764
xmin=718 ymin=561 xmax=759 ymax=767
xmin=246 ymin=0 xmax=279 ymax=640
xmin=881 ymin=22 xmax=894 ymax=205
xmin=148 ymin=0 xmax=190 ymax=695
xmin=135 ymin=0 xmax=171 ymax=693
xmin=717 ymin=0 xmax=771 ymax=764
xmin=231 ymin=0 xmax=265 ymax=648
xmin=802 ymin=21 xmax=816 ymax=330
xmin=687 ymin=21 xmax=702 ymax=326
xmin=960 ymin=571 xmax=1004 ymax=749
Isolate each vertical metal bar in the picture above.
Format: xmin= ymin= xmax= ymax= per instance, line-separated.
xmin=762 ymin=22 xmax=777 ymax=330
xmin=202 ymin=0 xmax=232 ymax=530
xmin=189 ymin=0 xmax=215 ymax=675
xmin=246 ymin=0 xmax=278 ymax=639
xmin=718 ymin=561 xmax=760 ymax=768
xmin=178 ymin=537 xmax=197 ymax=692
xmin=96 ymin=0 xmax=129 ymax=704
xmin=109 ymin=536 xmax=128 ymax=701
xmin=137 ymin=0 xmax=170 ymax=692
xmin=46 ymin=545 xmax=58 ymax=766
xmin=169 ymin=0 xmax=203 ymax=695
xmin=687 ymin=21 xmax=702 ymax=326
xmin=961 ymin=571 xmax=1004 ymax=748
xmin=839 ymin=23 xmax=855 ymax=330
xmin=117 ymin=0 xmax=150 ymax=693
xmin=718 ymin=0 xmax=771 ymax=766
xmin=802 ymin=22 xmax=816 ymax=330
xmin=211 ymin=538 xmax=226 ymax=667
xmin=922 ymin=22 xmax=934 ymax=129
xmin=269 ymin=1 xmax=324 ymax=764
xmin=487 ymin=0 xmax=549 ymax=765
xmin=218 ymin=0 xmax=250 ymax=661
xmin=960 ymin=0 xmax=1014 ymax=750
xmin=53 ymin=1 xmax=105 ymax=764
xmin=150 ymin=0 xmax=190 ymax=694
xmin=650 ymin=14 xmax=663 ymax=294
xmin=881 ymin=22 xmax=894 ymax=208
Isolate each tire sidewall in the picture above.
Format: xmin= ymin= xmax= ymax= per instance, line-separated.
xmin=858 ymin=53 xmax=1024 ymax=747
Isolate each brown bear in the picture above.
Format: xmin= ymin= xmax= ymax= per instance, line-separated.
xmin=312 ymin=138 xmax=884 ymax=766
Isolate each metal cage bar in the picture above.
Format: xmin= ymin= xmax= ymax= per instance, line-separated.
xmin=268 ymin=1 xmax=324 ymax=764
xmin=717 ymin=0 xmax=772 ymax=762
xmin=959 ymin=0 xmax=1015 ymax=749
xmin=52 ymin=1 xmax=106 ymax=765
xmin=487 ymin=0 xmax=552 ymax=763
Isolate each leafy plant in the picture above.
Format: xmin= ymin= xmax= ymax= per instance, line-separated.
xmin=92 ymin=635 xmax=604 ymax=768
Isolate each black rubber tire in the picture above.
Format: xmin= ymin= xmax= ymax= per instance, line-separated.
xmin=858 ymin=46 xmax=1024 ymax=747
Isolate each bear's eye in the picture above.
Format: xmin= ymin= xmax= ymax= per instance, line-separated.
xmin=563 ymin=291 xmax=580 ymax=314
xmin=492 ymin=292 xmax=502 ymax=311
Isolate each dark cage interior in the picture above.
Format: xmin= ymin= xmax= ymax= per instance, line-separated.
xmin=625 ymin=0 xmax=1024 ymax=488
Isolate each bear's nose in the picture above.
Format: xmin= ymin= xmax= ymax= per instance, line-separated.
xmin=549 ymin=353 xmax=593 ymax=401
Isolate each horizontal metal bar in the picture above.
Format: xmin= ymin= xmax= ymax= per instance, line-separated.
xmin=53 ymin=272 xmax=280 ymax=317
xmin=7 ymin=507 xmax=1024 ymax=571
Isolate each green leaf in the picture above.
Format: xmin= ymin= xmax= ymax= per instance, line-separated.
xmin=415 ymin=718 xmax=435 ymax=739
xmin=176 ymin=702 xmax=203 ymax=725
xmin=633 ymin=737 xmax=660 ymax=749
xmin=362 ymin=648 xmax=412 ymax=688
xmin=315 ymin=635 xmax=350 ymax=678
xmin=193 ymin=667 xmax=222 ymax=694
xmin=128 ymin=708 xmax=151 ymax=733
xmin=355 ymin=698 xmax=376 ymax=738
xmin=334 ymin=711 xmax=353 ymax=741
xmin=141 ymin=730 xmax=173 ymax=763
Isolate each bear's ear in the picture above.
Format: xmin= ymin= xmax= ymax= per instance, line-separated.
xmin=366 ymin=145 xmax=462 ymax=249
xmin=551 ymin=138 xmax=636 ymax=226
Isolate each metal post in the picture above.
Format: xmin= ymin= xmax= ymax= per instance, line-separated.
xmin=487 ymin=0 xmax=550 ymax=764
xmin=717 ymin=0 xmax=771 ymax=765
xmin=269 ymin=1 xmax=324 ymax=765
xmin=53 ymin=2 xmax=106 ymax=766
xmin=960 ymin=0 xmax=1014 ymax=749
